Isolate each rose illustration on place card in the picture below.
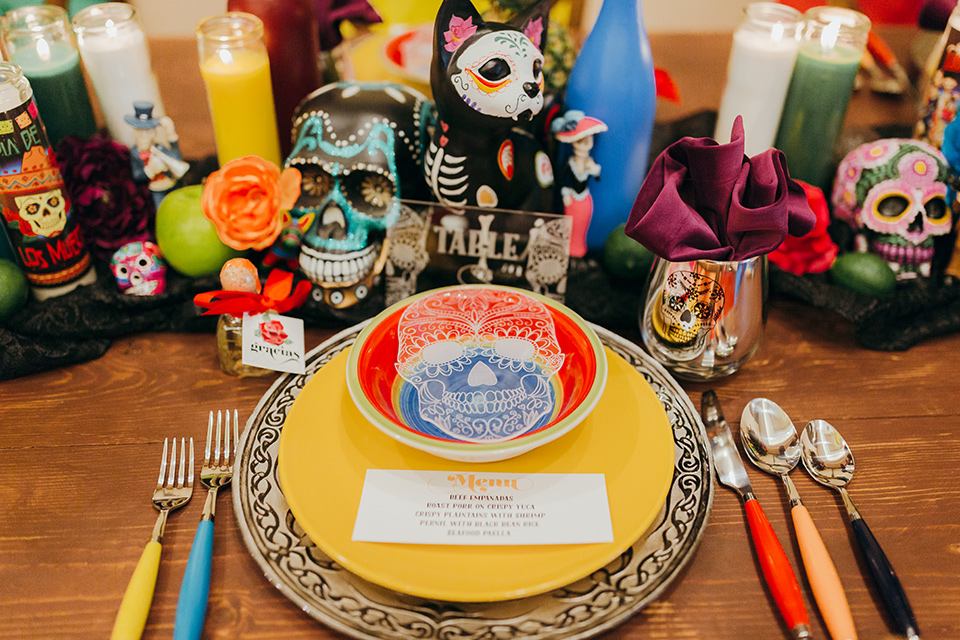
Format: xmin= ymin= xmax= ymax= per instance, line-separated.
xmin=257 ymin=319 xmax=288 ymax=346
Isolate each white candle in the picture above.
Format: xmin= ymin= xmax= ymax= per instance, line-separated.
xmin=72 ymin=3 xmax=164 ymax=147
xmin=714 ymin=2 xmax=802 ymax=157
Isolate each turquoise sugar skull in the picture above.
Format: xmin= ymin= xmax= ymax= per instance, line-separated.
xmin=284 ymin=82 xmax=432 ymax=307
xmin=832 ymin=138 xmax=952 ymax=280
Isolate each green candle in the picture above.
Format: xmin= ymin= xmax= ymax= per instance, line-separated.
xmin=10 ymin=43 xmax=96 ymax=147
xmin=774 ymin=7 xmax=869 ymax=191
xmin=0 ymin=5 xmax=97 ymax=147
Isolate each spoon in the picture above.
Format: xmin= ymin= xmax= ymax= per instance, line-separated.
xmin=801 ymin=419 xmax=920 ymax=640
xmin=741 ymin=398 xmax=857 ymax=640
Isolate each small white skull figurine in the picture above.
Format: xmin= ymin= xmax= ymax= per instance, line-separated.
xmin=833 ymin=138 xmax=952 ymax=279
xmin=396 ymin=288 xmax=565 ymax=442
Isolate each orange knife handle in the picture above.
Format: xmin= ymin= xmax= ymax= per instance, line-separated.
xmin=745 ymin=498 xmax=811 ymax=635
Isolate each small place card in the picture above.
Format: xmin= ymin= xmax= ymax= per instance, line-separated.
xmin=241 ymin=311 xmax=305 ymax=375
xmin=352 ymin=470 xmax=613 ymax=545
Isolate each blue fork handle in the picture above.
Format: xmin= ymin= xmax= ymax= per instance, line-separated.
xmin=851 ymin=518 xmax=920 ymax=639
xmin=173 ymin=520 xmax=214 ymax=640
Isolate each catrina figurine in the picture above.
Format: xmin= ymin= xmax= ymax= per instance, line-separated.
xmin=425 ymin=0 xmax=554 ymax=213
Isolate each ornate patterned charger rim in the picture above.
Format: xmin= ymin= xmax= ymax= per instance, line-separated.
xmin=233 ymin=321 xmax=714 ymax=640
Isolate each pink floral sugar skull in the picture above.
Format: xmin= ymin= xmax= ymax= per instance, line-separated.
xmin=395 ymin=288 xmax=564 ymax=443
xmin=832 ymin=138 xmax=952 ymax=279
xmin=110 ymin=241 xmax=166 ymax=295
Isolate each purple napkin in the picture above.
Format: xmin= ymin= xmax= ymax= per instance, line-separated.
xmin=624 ymin=116 xmax=815 ymax=262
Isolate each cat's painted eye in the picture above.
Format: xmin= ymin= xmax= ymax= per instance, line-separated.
xmin=533 ymin=59 xmax=542 ymax=79
xmin=478 ymin=57 xmax=511 ymax=81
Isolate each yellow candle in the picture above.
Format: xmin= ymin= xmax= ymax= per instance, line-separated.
xmin=197 ymin=13 xmax=281 ymax=167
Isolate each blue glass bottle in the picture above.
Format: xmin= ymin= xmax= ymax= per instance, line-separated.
xmin=562 ymin=0 xmax=657 ymax=251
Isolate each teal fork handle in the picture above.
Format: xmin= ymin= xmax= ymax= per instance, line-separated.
xmin=173 ymin=520 xmax=214 ymax=640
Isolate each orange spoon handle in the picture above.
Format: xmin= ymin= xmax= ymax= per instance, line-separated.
xmin=793 ymin=504 xmax=857 ymax=640
xmin=745 ymin=498 xmax=811 ymax=637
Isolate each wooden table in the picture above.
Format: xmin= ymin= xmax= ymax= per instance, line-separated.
xmin=2 ymin=30 xmax=959 ymax=640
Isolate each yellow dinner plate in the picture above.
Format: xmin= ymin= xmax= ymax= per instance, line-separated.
xmin=278 ymin=346 xmax=674 ymax=602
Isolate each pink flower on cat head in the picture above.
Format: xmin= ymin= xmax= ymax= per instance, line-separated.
xmin=524 ymin=17 xmax=544 ymax=48
xmin=444 ymin=15 xmax=477 ymax=52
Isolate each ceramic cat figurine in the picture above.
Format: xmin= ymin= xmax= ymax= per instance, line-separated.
xmin=425 ymin=0 xmax=554 ymax=213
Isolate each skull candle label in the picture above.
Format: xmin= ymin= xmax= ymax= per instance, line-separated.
xmin=0 ymin=98 xmax=92 ymax=292
xmin=394 ymin=288 xmax=565 ymax=443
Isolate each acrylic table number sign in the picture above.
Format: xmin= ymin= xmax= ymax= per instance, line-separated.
xmin=714 ymin=2 xmax=802 ymax=156
xmin=774 ymin=7 xmax=870 ymax=190
xmin=71 ymin=3 xmax=166 ymax=148
xmin=0 ymin=5 xmax=97 ymax=148
xmin=196 ymin=13 xmax=282 ymax=168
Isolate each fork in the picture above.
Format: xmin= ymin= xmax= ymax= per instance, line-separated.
xmin=173 ymin=410 xmax=238 ymax=640
xmin=112 ymin=437 xmax=194 ymax=640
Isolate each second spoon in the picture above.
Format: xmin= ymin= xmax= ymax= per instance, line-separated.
xmin=741 ymin=398 xmax=857 ymax=640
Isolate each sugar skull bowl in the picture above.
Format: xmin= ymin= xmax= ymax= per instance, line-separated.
xmin=832 ymin=138 xmax=953 ymax=280
xmin=346 ymin=285 xmax=607 ymax=463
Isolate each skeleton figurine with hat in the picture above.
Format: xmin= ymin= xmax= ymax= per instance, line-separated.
xmin=552 ymin=110 xmax=607 ymax=257
xmin=124 ymin=101 xmax=190 ymax=209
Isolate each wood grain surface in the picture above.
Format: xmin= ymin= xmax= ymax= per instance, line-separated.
xmin=2 ymin=29 xmax=959 ymax=640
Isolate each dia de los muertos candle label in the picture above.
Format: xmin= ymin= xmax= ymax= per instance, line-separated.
xmin=0 ymin=98 xmax=91 ymax=290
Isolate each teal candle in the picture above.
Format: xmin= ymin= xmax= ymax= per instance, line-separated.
xmin=774 ymin=7 xmax=869 ymax=191
xmin=0 ymin=5 xmax=97 ymax=148
xmin=10 ymin=43 xmax=96 ymax=147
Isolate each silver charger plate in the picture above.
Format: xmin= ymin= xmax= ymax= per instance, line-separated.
xmin=233 ymin=322 xmax=713 ymax=640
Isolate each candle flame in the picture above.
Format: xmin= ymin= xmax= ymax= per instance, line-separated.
xmin=771 ymin=22 xmax=784 ymax=44
xmin=821 ymin=20 xmax=840 ymax=54
xmin=36 ymin=38 xmax=51 ymax=62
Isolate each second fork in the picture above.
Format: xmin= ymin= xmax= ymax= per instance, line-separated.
xmin=173 ymin=410 xmax=238 ymax=640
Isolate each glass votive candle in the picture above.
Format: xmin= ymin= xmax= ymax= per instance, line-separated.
xmin=0 ymin=4 xmax=97 ymax=147
xmin=72 ymin=2 xmax=165 ymax=148
xmin=714 ymin=2 xmax=803 ymax=157
xmin=196 ymin=12 xmax=281 ymax=168
xmin=774 ymin=6 xmax=870 ymax=190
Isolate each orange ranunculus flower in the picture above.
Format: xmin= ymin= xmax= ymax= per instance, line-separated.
xmin=201 ymin=155 xmax=301 ymax=251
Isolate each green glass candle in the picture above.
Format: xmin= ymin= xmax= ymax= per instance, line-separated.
xmin=774 ymin=7 xmax=870 ymax=190
xmin=1 ymin=5 xmax=97 ymax=147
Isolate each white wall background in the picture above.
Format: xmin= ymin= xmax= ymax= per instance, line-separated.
xmin=131 ymin=0 xmax=753 ymax=37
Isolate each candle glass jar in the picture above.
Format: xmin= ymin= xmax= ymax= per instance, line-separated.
xmin=714 ymin=2 xmax=802 ymax=156
xmin=0 ymin=4 xmax=97 ymax=147
xmin=72 ymin=2 xmax=165 ymax=147
xmin=196 ymin=12 xmax=281 ymax=168
xmin=774 ymin=7 xmax=870 ymax=190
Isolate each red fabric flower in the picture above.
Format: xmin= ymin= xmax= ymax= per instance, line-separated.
xmin=259 ymin=320 xmax=287 ymax=346
xmin=769 ymin=181 xmax=839 ymax=275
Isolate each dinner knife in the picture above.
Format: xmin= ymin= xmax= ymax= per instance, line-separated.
xmin=702 ymin=390 xmax=812 ymax=639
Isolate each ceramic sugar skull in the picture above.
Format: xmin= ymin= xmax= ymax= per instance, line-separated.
xmin=424 ymin=0 xmax=554 ymax=211
xmin=651 ymin=270 xmax=724 ymax=348
xmin=284 ymin=82 xmax=433 ymax=308
xmin=395 ymin=287 xmax=565 ymax=442
xmin=110 ymin=241 xmax=166 ymax=295
xmin=833 ymin=138 xmax=952 ymax=279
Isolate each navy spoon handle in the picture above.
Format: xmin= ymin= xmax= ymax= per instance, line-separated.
xmin=851 ymin=517 xmax=919 ymax=638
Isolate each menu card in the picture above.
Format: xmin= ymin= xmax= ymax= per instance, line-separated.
xmin=352 ymin=470 xmax=614 ymax=545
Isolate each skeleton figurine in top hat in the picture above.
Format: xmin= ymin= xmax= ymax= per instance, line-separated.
xmin=425 ymin=0 xmax=554 ymax=212
xmin=125 ymin=101 xmax=189 ymax=209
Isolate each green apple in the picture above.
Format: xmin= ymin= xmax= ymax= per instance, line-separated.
xmin=155 ymin=185 xmax=243 ymax=278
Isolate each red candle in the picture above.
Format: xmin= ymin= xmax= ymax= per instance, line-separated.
xmin=227 ymin=0 xmax=323 ymax=158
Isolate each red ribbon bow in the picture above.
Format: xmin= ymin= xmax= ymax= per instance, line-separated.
xmin=194 ymin=269 xmax=311 ymax=316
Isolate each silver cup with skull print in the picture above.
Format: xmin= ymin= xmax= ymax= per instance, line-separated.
xmin=640 ymin=255 xmax=765 ymax=380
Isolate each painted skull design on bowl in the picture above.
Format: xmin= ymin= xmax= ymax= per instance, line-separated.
xmin=395 ymin=288 xmax=565 ymax=443
xmin=109 ymin=241 xmax=166 ymax=295
xmin=285 ymin=82 xmax=433 ymax=308
xmin=652 ymin=270 xmax=724 ymax=348
xmin=833 ymin=138 xmax=952 ymax=279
